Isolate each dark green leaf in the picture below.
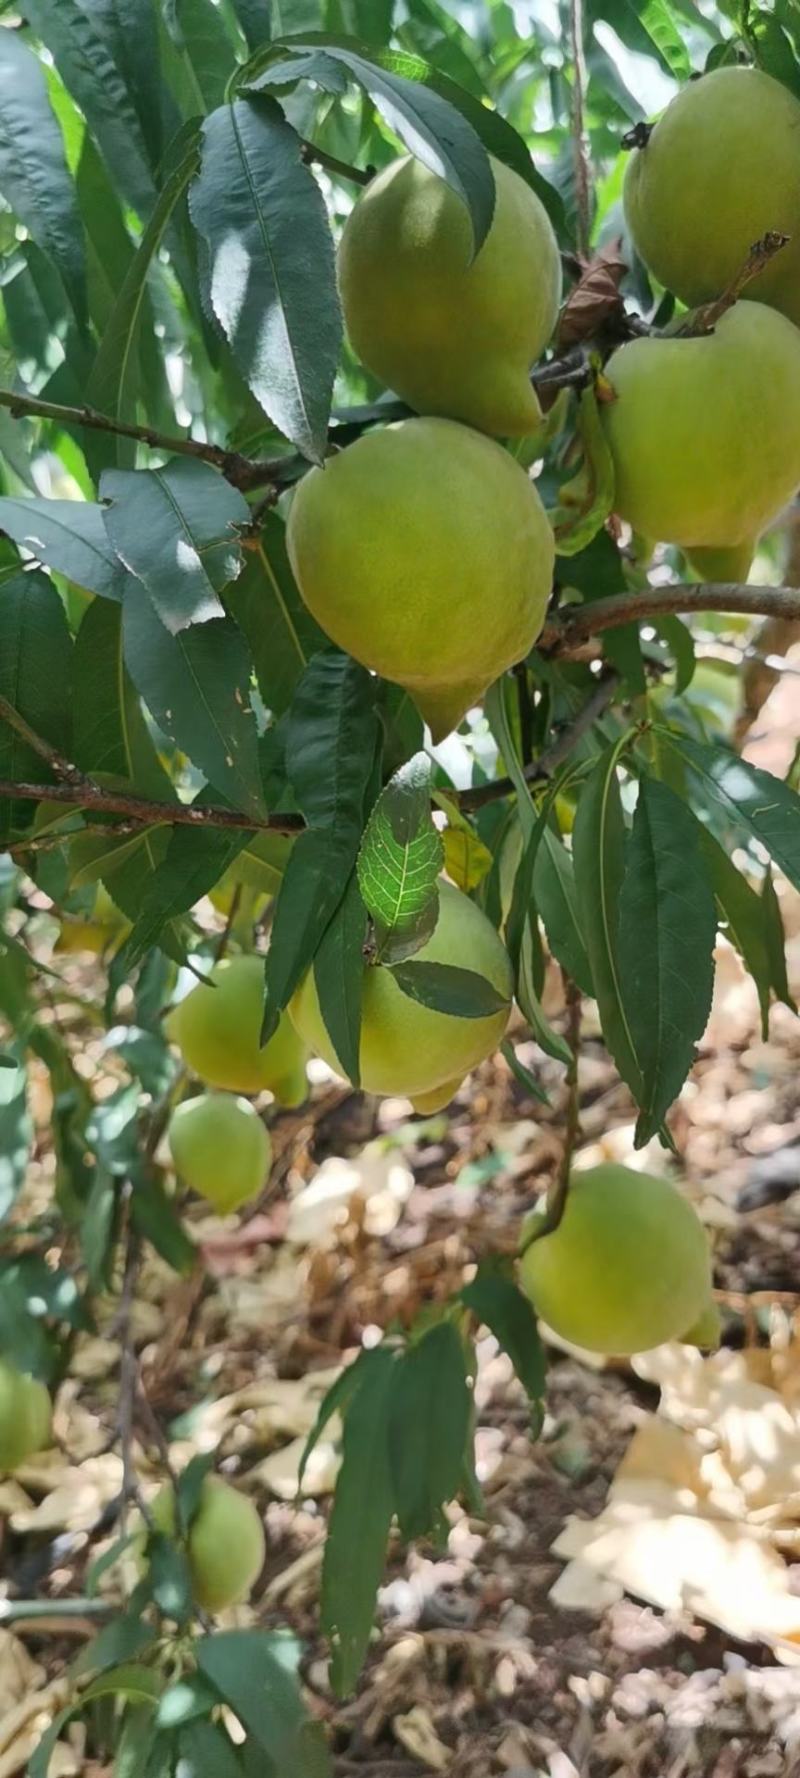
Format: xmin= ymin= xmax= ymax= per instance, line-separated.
xmin=145 ymin=1532 xmax=194 ymax=1622
xmin=85 ymin=123 xmax=201 ymax=455
xmin=0 ymin=497 xmax=128 ymax=603
xmin=390 ymin=1321 xmax=471 ymax=1541
xmin=697 ymin=824 xmax=772 ymax=1036
xmin=322 ymin=1344 xmax=397 ymax=1696
xmin=390 ymin=959 xmax=510 ymax=1018
xmin=560 ymin=530 xmax=644 ymax=692
xmin=573 ymin=739 xmax=645 ymax=1099
xmin=73 ymin=1615 xmax=156 ymax=1678
xmin=297 ymin=1354 xmax=370 ymax=1495
xmin=168 ymin=0 xmax=238 ymax=109
xmin=357 ymin=752 xmax=444 ymax=965
xmin=226 ymin=514 xmax=327 ymax=715
xmin=130 ymin=1175 xmax=196 ymax=1274
xmin=79 ymin=1164 xmax=118 ymax=1290
xmin=534 ymin=827 xmax=593 ymax=993
xmin=157 ymin=1672 xmax=221 ymax=1729
xmin=24 ymin=0 xmax=157 ymax=218
xmin=0 ymin=30 xmax=87 ymax=330
xmin=92 ymin=0 xmax=167 ymax=171
xmin=120 ymin=820 xmax=254 ymax=970
xmin=652 ymin=615 xmax=695 ymax=695
xmin=197 ymin=1629 xmax=332 ymax=1776
xmin=461 ymin=1258 xmax=546 ymax=1418
xmin=102 ymin=460 xmax=249 ymax=633
xmin=0 ymin=570 xmax=72 ymax=841
xmin=617 ymin=777 xmax=716 ymax=1144
xmin=313 ymin=870 xmax=367 ymax=1087
xmin=72 ymin=599 xmax=175 ymax=793
xmin=762 ymin=865 xmax=796 ymax=1013
xmin=661 ymin=732 xmax=800 ymax=895
xmin=0 ymin=1059 xmax=31 ymax=1222
xmin=586 ymin=0 xmax=692 ymax=79
xmin=500 ymin=1037 xmax=550 ymax=1106
xmin=251 ymin=37 xmax=496 ymax=252
xmin=122 ymin=592 xmax=264 ymax=818
xmin=262 ymin=654 xmax=379 ymax=1034
xmin=176 ymin=1721 xmax=243 ymax=1778
xmin=231 ymin=0 xmax=271 ymax=49
xmin=189 ymin=96 xmax=341 ymax=462
xmin=747 ymin=8 xmax=800 ymax=95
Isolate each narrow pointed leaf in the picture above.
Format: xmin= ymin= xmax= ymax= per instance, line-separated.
xmin=390 ymin=959 xmax=510 ymax=1018
xmin=0 ymin=31 xmax=87 ymax=330
xmin=357 ymin=752 xmax=444 ymax=964
xmin=313 ymin=870 xmax=367 ymax=1086
xmin=226 ymin=514 xmax=327 ymax=714
xmin=189 ymin=96 xmax=341 ymax=461
xmin=572 ymin=740 xmax=644 ymax=1101
xmin=660 ymin=730 xmax=800 ymax=893
xmin=122 ymin=592 xmax=264 ymax=817
xmin=24 ymin=0 xmax=157 ymax=218
xmin=321 ymin=1345 xmax=397 ymax=1696
xmin=390 ymin=1322 xmax=471 ymax=1541
xmin=617 ymin=777 xmax=716 ymax=1144
xmin=534 ymin=827 xmax=593 ymax=993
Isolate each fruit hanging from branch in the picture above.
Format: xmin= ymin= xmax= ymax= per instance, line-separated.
xmin=290 ymin=879 xmax=513 ymax=1113
xmin=339 ymin=153 xmax=562 ymax=436
xmin=166 ymin=955 xmax=308 ymax=1105
xmin=287 ymin=415 xmax=554 ymax=741
xmin=168 ymin=1092 xmax=271 ymax=1214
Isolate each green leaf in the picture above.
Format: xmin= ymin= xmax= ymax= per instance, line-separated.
xmin=550 ymin=388 xmax=616 ymax=559
xmin=226 ymin=515 xmax=327 ymax=715
xmin=297 ymin=1355 xmax=370 ymax=1495
xmin=660 ymin=732 xmax=800 ymax=895
xmin=357 ymin=752 xmax=444 ymax=965
xmin=197 ymin=1629 xmax=332 ymax=1776
xmin=73 ymin=1614 xmax=156 ymax=1678
xmin=101 ymin=460 xmax=249 ymax=634
xmin=652 ymin=615 xmax=695 ymax=695
xmin=189 ymin=96 xmax=341 ymax=463
xmin=762 ymin=864 xmax=796 ymax=1014
xmin=0 ymin=570 xmax=73 ymax=841
xmin=390 ymin=959 xmax=510 ymax=1018
xmin=390 ymin=1321 xmax=471 ymax=1541
xmin=322 ymin=1345 xmax=397 ymax=1696
xmin=94 ymin=0 xmax=168 ymax=172
xmin=0 ymin=30 xmax=87 ymax=331
xmin=250 ymin=37 xmax=496 ymax=253
xmin=176 ymin=1721 xmax=243 ymax=1778
xmin=534 ymin=827 xmax=593 ymax=994
xmin=120 ymin=820 xmax=254 ymax=970
xmin=122 ymin=592 xmax=264 ymax=818
xmin=156 ymin=1672 xmax=221 ymax=1729
xmin=358 ymin=45 xmax=563 ymax=229
xmin=572 ymin=739 xmax=644 ymax=1102
xmin=313 ymin=869 xmax=367 ymax=1087
xmin=698 ymin=824 xmax=771 ymax=1034
xmin=461 ymin=1258 xmax=546 ymax=1420
xmin=559 ymin=530 xmax=644 ymax=693
xmin=167 ymin=0 xmax=239 ymax=110
xmin=85 ymin=122 xmax=201 ymax=455
xmin=79 ymin=1164 xmax=118 ymax=1290
xmin=0 ymin=1060 xmax=31 ymax=1223
xmin=586 ymin=0 xmax=692 ymax=80
xmin=747 ymin=7 xmax=800 ymax=96
xmin=130 ymin=1175 xmax=196 ymax=1274
xmin=24 ymin=0 xmax=158 ymax=218
xmin=263 ymin=654 xmax=379 ymax=1034
xmin=143 ymin=1532 xmax=194 ymax=1623
xmin=617 ymin=777 xmax=716 ymax=1145
xmin=72 ymin=600 xmax=174 ymax=792
xmin=0 ymin=497 xmax=129 ymax=603
xmin=500 ymin=1037 xmax=550 ymax=1106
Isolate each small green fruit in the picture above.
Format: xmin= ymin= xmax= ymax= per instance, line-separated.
xmin=625 ymin=67 xmax=800 ymax=326
xmin=168 ymin=1093 xmax=271 ymax=1213
xmin=290 ymin=879 xmax=512 ymax=1109
xmin=287 ymin=417 xmax=554 ymax=741
xmin=601 ymin=303 xmax=800 ymax=559
xmin=339 ymin=153 xmax=561 ymax=436
xmin=0 ymin=1360 xmax=51 ymax=1472
xmin=518 ymin=1164 xmax=712 ymax=1355
xmin=166 ymin=956 xmax=308 ymax=1103
xmin=150 ymin=1476 xmax=265 ymax=1613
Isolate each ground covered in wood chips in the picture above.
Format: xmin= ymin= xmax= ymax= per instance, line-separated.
xmin=3 ymin=678 xmax=800 ymax=1778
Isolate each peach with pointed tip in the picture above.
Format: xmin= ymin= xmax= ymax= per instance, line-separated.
xmin=166 ymin=955 xmax=308 ymax=1105
xmin=287 ymin=417 xmax=554 ymax=742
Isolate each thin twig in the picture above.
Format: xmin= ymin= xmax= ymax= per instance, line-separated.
xmin=0 ymin=692 xmax=84 ymax=784
xmin=0 ymin=1598 xmax=115 ymax=1623
xmin=458 ymin=670 xmax=619 ymax=811
xmin=680 ymin=230 xmax=789 ymax=335
xmin=300 ymin=139 xmax=372 ymax=185
xmin=568 ymin=0 xmax=591 ymax=259
xmin=116 ymin=1211 xmax=148 ymax=1532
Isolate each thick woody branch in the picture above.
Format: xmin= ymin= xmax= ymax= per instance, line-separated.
xmin=0 ymin=779 xmax=303 ymax=836
xmin=540 ymin=582 xmax=800 ymax=655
